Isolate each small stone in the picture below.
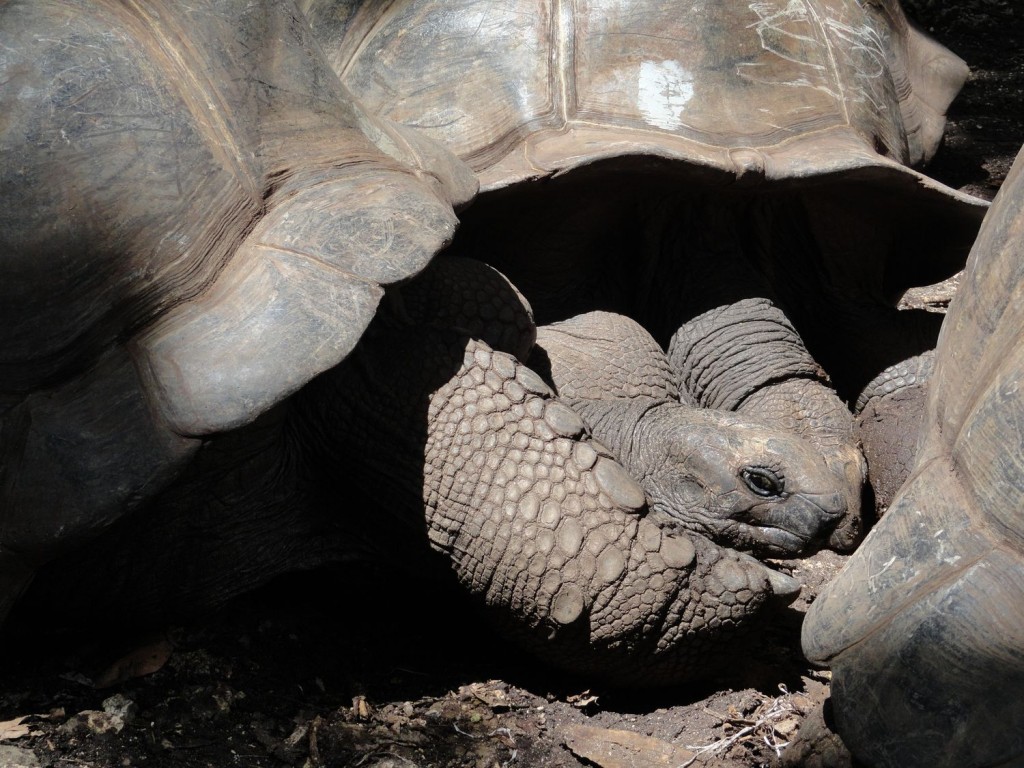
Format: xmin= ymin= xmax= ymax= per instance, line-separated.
xmin=564 ymin=724 xmax=694 ymax=767
xmin=102 ymin=694 xmax=138 ymax=725
xmin=0 ymin=746 xmax=40 ymax=768
xmin=284 ymin=723 xmax=309 ymax=748
xmin=61 ymin=710 xmax=125 ymax=736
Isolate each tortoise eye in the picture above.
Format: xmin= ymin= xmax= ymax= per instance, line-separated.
xmin=741 ymin=467 xmax=785 ymax=498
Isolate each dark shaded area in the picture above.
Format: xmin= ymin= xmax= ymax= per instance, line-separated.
xmin=0 ymin=558 xmax=832 ymax=768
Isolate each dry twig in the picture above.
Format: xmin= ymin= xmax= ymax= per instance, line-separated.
xmin=679 ymin=685 xmax=797 ymax=766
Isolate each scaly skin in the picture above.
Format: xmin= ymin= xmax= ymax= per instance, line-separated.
xmin=311 ymin=323 xmax=796 ymax=683
xmin=538 ymin=312 xmax=849 ymax=557
xmin=668 ymin=299 xmax=864 ymax=551
xmin=853 ymin=352 xmax=934 ymax=515
xmin=582 ymin=399 xmax=847 ymax=557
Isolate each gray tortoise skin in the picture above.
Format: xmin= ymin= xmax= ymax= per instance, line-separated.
xmin=305 ymin=0 xmax=991 ymax=553
xmin=16 ymin=256 xmax=802 ymax=684
xmin=803 ymin=144 xmax=1024 ymax=768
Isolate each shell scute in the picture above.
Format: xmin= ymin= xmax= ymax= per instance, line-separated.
xmin=320 ymin=0 xmax=969 ymax=189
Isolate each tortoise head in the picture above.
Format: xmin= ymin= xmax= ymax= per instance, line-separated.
xmin=537 ymin=310 xmax=856 ymax=558
xmin=636 ymin=406 xmax=848 ymax=558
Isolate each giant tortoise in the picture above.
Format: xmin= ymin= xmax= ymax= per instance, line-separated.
xmin=802 ymin=144 xmax=1024 ymax=768
xmin=305 ymin=0 xmax=989 ymax=543
xmin=1 ymin=0 xmax=823 ymax=685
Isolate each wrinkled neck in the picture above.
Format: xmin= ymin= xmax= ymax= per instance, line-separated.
xmin=565 ymin=396 xmax=668 ymax=470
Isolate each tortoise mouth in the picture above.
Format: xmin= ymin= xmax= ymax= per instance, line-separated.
xmin=747 ymin=526 xmax=809 ymax=558
xmin=744 ymin=492 xmax=847 ymax=554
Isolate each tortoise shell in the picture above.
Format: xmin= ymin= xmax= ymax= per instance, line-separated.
xmin=306 ymin=0 xmax=987 ymax=374
xmin=310 ymin=0 xmax=975 ymax=196
xmin=803 ymin=144 xmax=1024 ymax=768
xmin=0 ymin=0 xmax=473 ymax=614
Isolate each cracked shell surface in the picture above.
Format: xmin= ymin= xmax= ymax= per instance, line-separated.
xmin=308 ymin=0 xmax=984 ymax=210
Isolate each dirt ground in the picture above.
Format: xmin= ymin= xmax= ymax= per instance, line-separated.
xmin=0 ymin=553 xmax=846 ymax=768
xmin=2 ymin=3 xmax=1022 ymax=768
xmin=902 ymin=0 xmax=1024 ymax=202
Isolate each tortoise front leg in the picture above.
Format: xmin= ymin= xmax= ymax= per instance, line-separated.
xmin=313 ymin=319 xmax=799 ymax=684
